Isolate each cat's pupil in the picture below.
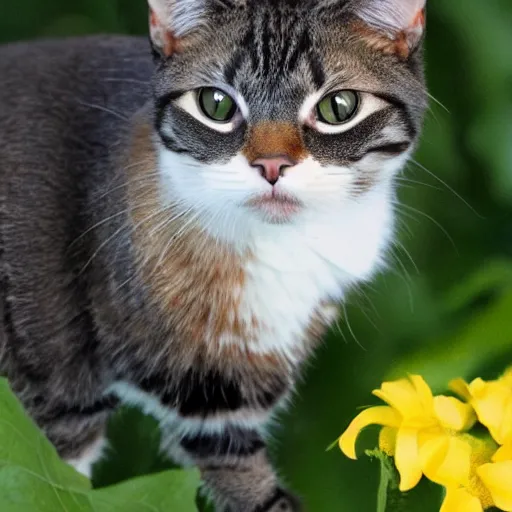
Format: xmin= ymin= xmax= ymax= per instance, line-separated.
xmin=317 ymin=90 xmax=359 ymax=125
xmin=198 ymin=87 xmax=236 ymax=123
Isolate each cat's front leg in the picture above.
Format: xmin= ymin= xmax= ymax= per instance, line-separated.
xmin=120 ymin=359 xmax=301 ymax=510
xmin=174 ymin=424 xmax=302 ymax=512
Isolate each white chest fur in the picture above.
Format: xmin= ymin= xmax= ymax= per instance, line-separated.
xmin=232 ymin=227 xmax=348 ymax=359
xmin=222 ymin=193 xmax=394 ymax=360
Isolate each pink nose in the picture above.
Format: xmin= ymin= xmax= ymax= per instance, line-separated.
xmin=251 ymin=156 xmax=295 ymax=185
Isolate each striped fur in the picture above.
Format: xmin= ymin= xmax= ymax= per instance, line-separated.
xmin=0 ymin=0 xmax=428 ymax=510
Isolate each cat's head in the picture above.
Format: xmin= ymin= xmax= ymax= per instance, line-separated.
xmin=147 ymin=0 xmax=428 ymax=256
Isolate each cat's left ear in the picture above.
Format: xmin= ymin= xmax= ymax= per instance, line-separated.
xmin=353 ymin=0 xmax=426 ymax=57
xmin=147 ymin=0 xmax=207 ymax=57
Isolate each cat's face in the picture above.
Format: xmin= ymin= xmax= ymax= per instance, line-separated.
xmin=149 ymin=0 xmax=427 ymax=254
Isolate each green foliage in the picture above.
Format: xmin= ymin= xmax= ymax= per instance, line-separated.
xmin=1 ymin=0 xmax=512 ymax=510
xmin=369 ymin=450 xmax=407 ymax=512
xmin=0 ymin=378 xmax=200 ymax=512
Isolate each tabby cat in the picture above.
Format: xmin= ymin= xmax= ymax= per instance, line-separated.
xmin=0 ymin=0 xmax=428 ymax=510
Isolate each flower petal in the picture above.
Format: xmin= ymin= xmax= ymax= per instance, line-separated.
xmin=493 ymin=442 xmax=512 ymax=463
xmin=339 ymin=406 xmax=401 ymax=460
xmin=477 ymin=461 xmax=512 ymax=511
xmin=419 ymin=435 xmax=471 ymax=487
xmin=379 ymin=426 xmax=397 ymax=457
xmin=440 ymin=488 xmax=483 ymax=512
xmin=471 ymin=382 xmax=511 ymax=444
xmin=433 ymin=396 xmax=477 ymax=432
xmin=449 ymin=378 xmax=472 ymax=402
xmin=468 ymin=378 xmax=489 ymax=396
xmin=373 ymin=377 xmax=428 ymax=423
xmin=410 ymin=374 xmax=434 ymax=412
xmin=497 ymin=397 xmax=512 ymax=446
xmin=395 ymin=427 xmax=423 ymax=491
xmin=500 ymin=367 xmax=512 ymax=388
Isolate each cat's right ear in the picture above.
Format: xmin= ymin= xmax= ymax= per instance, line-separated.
xmin=351 ymin=0 xmax=427 ymax=58
xmin=147 ymin=0 xmax=206 ymax=58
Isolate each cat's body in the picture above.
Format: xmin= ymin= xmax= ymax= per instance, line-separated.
xmin=0 ymin=1 xmax=428 ymax=510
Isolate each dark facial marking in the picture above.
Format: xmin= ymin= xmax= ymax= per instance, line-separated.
xmin=304 ymin=105 xmax=413 ymax=165
xmin=366 ymin=141 xmax=411 ymax=155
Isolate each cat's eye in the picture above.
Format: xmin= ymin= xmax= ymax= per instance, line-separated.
xmin=197 ymin=87 xmax=237 ymax=123
xmin=316 ymin=90 xmax=359 ymax=125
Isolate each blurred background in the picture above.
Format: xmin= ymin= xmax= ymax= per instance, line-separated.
xmin=1 ymin=1 xmax=512 ymax=510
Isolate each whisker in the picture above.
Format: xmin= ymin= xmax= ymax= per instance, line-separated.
xmin=103 ymin=78 xmax=150 ymax=86
xmin=341 ymin=303 xmax=366 ymax=351
xmin=78 ymin=223 xmax=129 ymax=277
xmin=75 ymin=101 xmax=129 ymax=121
xmin=389 ymin=247 xmax=412 ymax=284
xmin=67 ymin=210 xmax=128 ymax=251
xmin=409 ymin=159 xmax=482 ymax=218
xmin=333 ymin=315 xmax=349 ymax=345
xmin=155 ymin=209 xmax=202 ymax=270
xmin=426 ymin=92 xmax=450 ymax=114
xmin=394 ymin=215 xmax=414 ymax=240
xmin=68 ymin=198 xmax=164 ymax=251
xmin=78 ymin=200 xmax=185 ymax=276
xmin=396 ymin=176 xmax=442 ymax=191
xmin=113 ymin=205 xmax=193 ymax=293
xmin=393 ymin=240 xmax=419 ymax=275
xmin=396 ymin=202 xmax=458 ymax=252
xmin=350 ymin=289 xmax=381 ymax=334
xmin=91 ymin=172 xmax=161 ymax=204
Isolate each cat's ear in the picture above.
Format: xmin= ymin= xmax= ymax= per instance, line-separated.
xmin=352 ymin=0 xmax=426 ymax=57
xmin=147 ymin=0 xmax=207 ymax=57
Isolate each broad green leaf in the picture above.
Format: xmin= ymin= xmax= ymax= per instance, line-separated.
xmin=0 ymin=378 xmax=91 ymax=512
xmin=90 ymin=470 xmax=200 ymax=512
xmin=0 ymin=378 xmax=200 ymax=512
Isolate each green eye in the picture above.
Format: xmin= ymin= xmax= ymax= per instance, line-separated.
xmin=317 ymin=90 xmax=359 ymax=125
xmin=198 ymin=87 xmax=237 ymax=122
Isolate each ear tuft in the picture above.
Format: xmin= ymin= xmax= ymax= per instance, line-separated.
xmin=148 ymin=0 xmax=207 ymax=57
xmin=353 ymin=0 xmax=426 ymax=57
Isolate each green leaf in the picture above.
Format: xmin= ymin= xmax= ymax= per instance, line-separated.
xmin=89 ymin=470 xmax=200 ymax=512
xmin=0 ymin=378 xmax=92 ymax=512
xmin=0 ymin=378 xmax=200 ymax=512
xmin=92 ymin=406 xmax=175 ymax=488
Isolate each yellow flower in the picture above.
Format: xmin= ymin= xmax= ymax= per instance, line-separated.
xmin=339 ymin=375 xmax=476 ymax=491
xmin=440 ymin=488 xmax=482 ymax=512
xmin=450 ymin=367 xmax=512 ymax=445
xmin=440 ymin=434 xmax=497 ymax=512
xmin=477 ymin=441 xmax=512 ymax=511
xmin=437 ymin=436 xmax=512 ymax=512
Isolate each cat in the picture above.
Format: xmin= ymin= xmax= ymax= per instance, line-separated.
xmin=0 ymin=0 xmax=428 ymax=510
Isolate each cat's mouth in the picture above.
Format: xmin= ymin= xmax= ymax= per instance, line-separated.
xmin=245 ymin=190 xmax=303 ymax=223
